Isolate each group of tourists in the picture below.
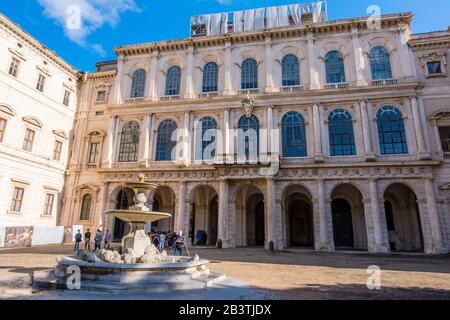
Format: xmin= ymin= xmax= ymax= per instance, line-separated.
xmin=74 ymin=229 xmax=112 ymax=252
xmin=74 ymin=228 xmax=187 ymax=256
xmin=150 ymin=230 xmax=186 ymax=256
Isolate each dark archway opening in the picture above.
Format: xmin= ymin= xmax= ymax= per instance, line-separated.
xmin=289 ymin=199 xmax=314 ymax=247
xmin=331 ymin=198 xmax=355 ymax=248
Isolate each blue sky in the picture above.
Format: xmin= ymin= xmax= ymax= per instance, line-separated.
xmin=1 ymin=0 xmax=449 ymax=71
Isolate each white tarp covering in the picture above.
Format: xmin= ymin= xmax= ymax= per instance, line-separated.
xmin=233 ymin=11 xmax=244 ymax=33
xmin=0 ymin=227 xmax=5 ymax=248
xmin=289 ymin=4 xmax=302 ymax=26
xmin=209 ymin=13 xmax=222 ymax=35
xmin=31 ymin=225 xmax=64 ymax=246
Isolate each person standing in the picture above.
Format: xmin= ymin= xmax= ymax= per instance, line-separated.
xmin=94 ymin=229 xmax=103 ymax=251
xmin=84 ymin=229 xmax=91 ymax=251
xmin=74 ymin=230 xmax=82 ymax=252
xmin=104 ymin=230 xmax=112 ymax=249
xmin=159 ymin=232 xmax=166 ymax=252
xmin=174 ymin=230 xmax=185 ymax=256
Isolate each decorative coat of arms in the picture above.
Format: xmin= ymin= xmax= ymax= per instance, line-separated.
xmin=241 ymin=95 xmax=255 ymax=117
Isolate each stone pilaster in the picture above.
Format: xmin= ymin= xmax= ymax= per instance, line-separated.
xmin=369 ymin=179 xmax=390 ymax=253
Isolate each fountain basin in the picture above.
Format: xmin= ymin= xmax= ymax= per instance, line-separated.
xmin=105 ymin=210 xmax=172 ymax=224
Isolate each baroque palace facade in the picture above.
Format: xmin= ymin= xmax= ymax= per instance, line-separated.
xmin=60 ymin=7 xmax=450 ymax=254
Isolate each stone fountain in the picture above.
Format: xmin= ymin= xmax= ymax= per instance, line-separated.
xmin=32 ymin=174 xmax=225 ymax=293
xmin=104 ymin=174 xmax=172 ymax=257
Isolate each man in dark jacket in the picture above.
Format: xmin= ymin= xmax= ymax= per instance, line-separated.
xmin=74 ymin=230 xmax=82 ymax=252
xmin=84 ymin=229 xmax=91 ymax=251
xmin=174 ymin=230 xmax=186 ymax=256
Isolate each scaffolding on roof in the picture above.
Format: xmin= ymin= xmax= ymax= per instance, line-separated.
xmin=190 ymin=1 xmax=327 ymax=37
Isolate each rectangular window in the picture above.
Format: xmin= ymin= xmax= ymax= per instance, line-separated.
xmin=53 ymin=140 xmax=63 ymax=161
xmin=63 ymin=90 xmax=71 ymax=106
xmin=427 ymin=61 xmax=443 ymax=75
xmin=439 ymin=126 xmax=450 ymax=152
xmin=88 ymin=142 xmax=100 ymax=164
xmin=0 ymin=118 xmax=6 ymax=143
xmin=22 ymin=128 xmax=35 ymax=152
xmin=10 ymin=187 xmax=24 ymax=212
xmin=43 ymin=193 xmax=55 ymax=216
xmin=96 ymin=91 xmax=107 ymax=102
xmin=36 ymin=74 xmax=46 ymax=92
xmin=9 ymin=58 xmax=20 ymax=77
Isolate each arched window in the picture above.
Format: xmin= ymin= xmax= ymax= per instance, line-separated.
xmin=370 ymin=46 xmax=392 ymax=80
xmin=282 ymin=55 xmax=300 ymax=86
xmin=165 ymin=66 xmax=181 ymax=96
xmin=328 ymin=109 xmax=356 ymax=156
xmin=196 ymin=117 xmax=218 ymax=161
xmin=281 ymin=112 xmax=307 ymax=157
xmin=377 ymin=106 xmax=408 ymax=155
xmin=241 ymin=58 xmax=258 ymax=89
xmin=130 ymin=69 xmax=146 ymax=98
xmin=237 ymin=115 xmax=260 ymax=159
xmin=79 ymin=194 xmax=92 ymax=221
xmin=325 ymin=50 xmax=346 ymax=84
xmin=118 ymin=121 xmax=140 ymax=162
xmin=202 ymin=62 xmax=218 ymax=93
xmin=155 ymin=119 xmax=177 ymax=161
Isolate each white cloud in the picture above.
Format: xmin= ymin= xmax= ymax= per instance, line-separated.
xmin=37 ymin=0 xmax=141 ymax=56
xmin=214 ymin=0 xmax=232 ymax=5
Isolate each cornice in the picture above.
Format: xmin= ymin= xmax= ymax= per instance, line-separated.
xmin=86 ymin=70 xmax=117 ymax=80
xmin=0 ymin=13 xmax=78 ymax=76
xmin=115 ymin=13 xmax=413 ymax=56
xmin=409 ymin=31 xmax=450 ymax=50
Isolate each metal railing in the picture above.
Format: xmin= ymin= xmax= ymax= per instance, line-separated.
xmin=160 ymin=95 xmax=181 ymax=101
xmin=371 ymin=78 xmax=399 ymax=86
xmin=198 ymin=92 xmax=220 ymax=98
xmin=280 ymin=85 xmax=309 ymax=92
xmin=324 ymin=82 xmax=349 ymax=89
xmin=237 ymin=88 xmax=261 ymax=95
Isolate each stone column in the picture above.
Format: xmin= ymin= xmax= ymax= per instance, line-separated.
xmin=140 ymin=114 xmax=152 ymax=165
xmin=410 ymin=96 xmax=429 ymax=159
xmin=112 ymin=54 xmax=125 ymax=104
xmin=100 ymin=182 xmax=110 ymax=232
xmin=223 ymin=41 xmax=233 ymax=96
xmin=267 ymin=106 xmax=274 ymax=154
xmin=183 ymin=111 xmax=191 ymax=165
xmin=424 ymin=178 xmax=444 ymax=253
xmin=369 ymin=179 xmax=389 ymax=253
xmin=397 ymin=23 xmax=417 ymax=80
xmin=432 ymin=120 xmax=444 ymax=156
xmin=264 ymin=36 xmax=275 ymax=93
xmin=307 ymin=32 xmax=319 ymax=89
xmin=218 ymin=178 xmax=229 ymax=248
xmin=183 ymin=45 xmax=195 ymax=99
xmin=186 ymin=200 xmax=194 ymax=245
xmin=359 ymin=100 xmax=375 ymax=161
xmin=318 ymin=179 xmax=331 ymax=251
xmin=312 ymin=103 xmax=324 ymax=162
xmin=107 ymin=116 xmax=118 ymax=168
xmin=266 ymin=178 xmax=278 ymax=250
xmin=225 ymin=109 xmax=234 ymax=163
xmin=176 ymin=182 xmax=187 ymax=234
xmin=351 ymin=27 xmax=367 ymax=86
xmin=148 ymin=51 xmax=159 ymax=101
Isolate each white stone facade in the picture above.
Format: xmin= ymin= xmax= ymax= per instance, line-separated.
xmin=60 ymin=12 xmax=450 ymax=254
xmin=0 ymin=13 xmax=78 ymax=227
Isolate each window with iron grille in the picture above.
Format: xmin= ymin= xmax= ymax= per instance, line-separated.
xmin=325 ymin=50 xmax=346 ymax=84
xmin=439 ymin=126 xmax=450 ymax=152
xmin=88 ymin=142 xmax=100 ymax=164
xmin=53 ymin=140 xmax=63 ymax=161
xmin=328 ymin=109 xmax=356 ymax=156
xmin=36 ymin=74 xmax=46 ymax=92
xmin=43 ymin=193 xmax=55 ymax=216
xmin=118 ymin=121 xmax=140 ymax=162
xmin=282 ymin=55 xmax=300 ymax=86
xmin=202 ymin=62 xmax=218 ymax=93
xmin=10 ymin=187 xmax=24 ymax=212
xmin=165 ymin=66 xmax=181 ymax=96
xmin=282 ymin=111 xmax=307 ymax=157
xmin=370 ymin=46 xmax=393 ymax=80
xmin=241 ymin=58 xmax=258 ymax=89
xmin=377 ymin=106 xmax=408 ymax=155
xmin=9 ymin=58 xmax=20 ymax=77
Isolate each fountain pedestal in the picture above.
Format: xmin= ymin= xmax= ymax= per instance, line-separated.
xmin=123 ymin=229 xmax=151 ymax=257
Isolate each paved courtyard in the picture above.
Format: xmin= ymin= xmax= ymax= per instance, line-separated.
xmin=0 ymin=245 xmax=449 ymax=300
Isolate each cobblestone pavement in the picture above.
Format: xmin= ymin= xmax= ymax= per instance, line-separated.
xmin=0 ymin=245 xmax=449 ymax=300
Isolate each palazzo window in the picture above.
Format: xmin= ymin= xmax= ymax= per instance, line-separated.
xmin=96 ymin=90 xmax=107 ymax=102
xmin=241 ymin=58 xmax=258 ymax=89
xmin=328 ymin=109 xmax=356 ymax=156
xmin=130 ymin=69 xmax=146 ymax=98
xmin=195 ymin=116 xmax=217 ymax=161
xmin=281 ymin=111 xmax=307 ymax=157
xmin=155 ymin=119 xmax=177 ymax=161
xmin=10 ymin=187 xmax=24 ymax=213
xmin=282 ymin=55 xmax=300 ymax=87
xmin=79 ymin=194 xmax=92 ymax=221
xmin=36 ymin=74 xmax=46 ymax=92
xmin=439 ymin=126 xmax=450 ymax=152
xmin=118 ymin=121 xmax=140 ymax=162
xmin=43 ymin=193 xmax=55 ymax=216
xmin=370 ymin=46 xmax=393 ymax=80
xmin=376 ymin=106 xmax=408 ymax=155
xmin=427 ymin=61 xmax=443 ymax=75
xmin=22 ymin=128 xmax=35 ymax=152
xmin=325 ymin=50 xmax=346 ymax=84
xmin=165 ymin=66 xmax=181 ymax=96
xmin=9 ymin=57 xmax=20 ymax=77
xmin=53 ymin=140 xmax=63 ymax=161
xmin=237 ymin=115 xmax=260 ymax=160
xmin=63 ymin=90 xmax=71 ymax=106
xmin=0 ymin=117 xmax=6 ymax=143
xmin=202 ymin=62 xmax=219 ymax=93
xmin=88 ymin=142 xmax=100 ymax=164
